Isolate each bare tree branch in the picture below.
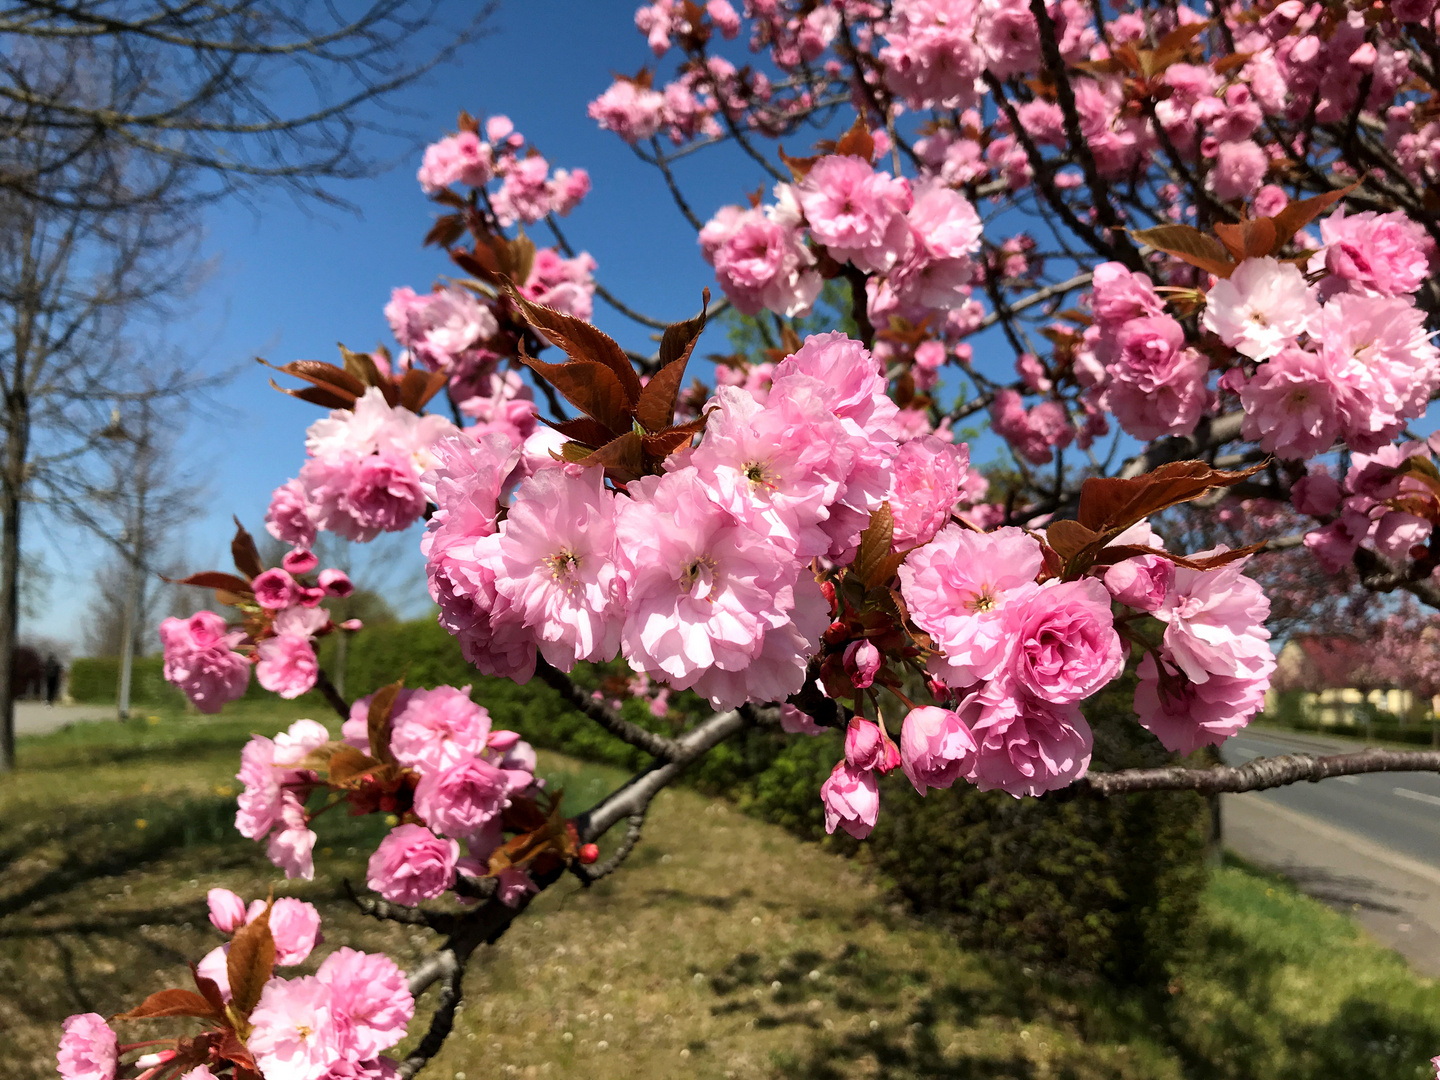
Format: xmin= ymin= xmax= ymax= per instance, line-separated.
xmin=1082 ymin=749 xmax=1440 ymax=796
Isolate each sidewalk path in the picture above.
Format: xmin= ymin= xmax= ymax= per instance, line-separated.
xmin=1223 ymin=792 xmax=1440 ymax=976
xmin=13 ymin=702 xmax=121 ymax=737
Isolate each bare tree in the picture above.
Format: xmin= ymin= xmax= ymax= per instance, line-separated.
xmin=0 ymin=4 xmax=494 ymax=771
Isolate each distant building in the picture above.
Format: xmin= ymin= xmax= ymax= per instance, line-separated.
xmin=1268 ymin=635 xmax=1430 ymax=726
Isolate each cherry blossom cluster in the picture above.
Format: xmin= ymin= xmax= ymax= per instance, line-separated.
xmin=56 ymin=896 xmax=412 ymax=1080
xmin=266 ymin=387 xmax=457 ymax=547
xmin=1296 ymin=437 xmax=1440 ymax=575
xmin=819 ymin=515 xmax=1274 ymax=837
xmin=699 ymin=150 xmax=983 ymax=325
xmin=417 ymin=113 xmax=590 ymax=226
xmin=159 ymin=551 xmax=356 ymax=713
xmin=232 ymin=689 xmax=548 ymax=903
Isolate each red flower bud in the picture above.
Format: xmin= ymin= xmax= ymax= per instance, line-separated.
xmin=577 ymin=843 xmax=600 ymax=864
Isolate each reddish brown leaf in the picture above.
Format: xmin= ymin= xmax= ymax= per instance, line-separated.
xmin=191 ymin=965 xmax=228 ymax=1020
xmin=328 ymin=747 xmax=383 ymax=785
xmin=546 ymin=416 xmax=619 ymax=448
xmin=1076 ymin=461 xmax=1266 ymax=535
xmin=520 ymin=355 xmax=634 ymax=434
xmin=114 ymin=988 xmax=222 ymax=1021
xmin=583 ymin=430 xmax=645 ymax=479
xmin=641 ymin=411 xmax=712 ymax=460
xmin=168 ymin=571 xmax=253 ymax=594
xmin=1269 ymin=182 xmax=1361 ymax=249
xmin=509 ymin=291 xmax=642 ymax=407
xmin=367 ymin=680 xmax=405 ymax=765
xmin=833 ymin=115 xmax=875 ymax=161
xmin=1214 ymin=218 xmax=1277 ymax=263
xmin=423 ymin=213 xmax=467 ymax=249
xmin=1130 ymin=224 xmax=1236 ymax=277
xmin=217 ymin=1029 xmax=258 ymax=1072
xmin=262 ymin=359 xmax=367 ymax=398
xmin=1212 ymin=52 xmax=1253 ymax=75
xmin=636 ymin=292 xmax=709 ymax=432
xmin=231 ymin=519 xmax=264 ymax=581
xmin=268 ymin=380 xmax=357 ymax=410
xmin=853 ymin=504 xmax=898 ymax=589
xmin=397 ymin=368 xmax=443 ymax=412
xmin=338 ymin=345 xmax=396 ymax=403
xmin=778 ymin=145 xmax=819 ymax=181
xmin=1098 ymin=542 xmax=1263 ymax=570
xmin=1045 ymin=519 xmax=1103 ymax=563
xmin=227 ymin=902 xmax=275 ymax=1021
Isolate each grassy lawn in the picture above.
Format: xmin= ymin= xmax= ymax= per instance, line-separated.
xmin=3 ymin=705 xmax=1440 ymax=1079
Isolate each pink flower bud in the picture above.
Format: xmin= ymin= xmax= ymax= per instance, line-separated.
xmin=1292 ymin=471 xmax=1342 ymax=517
xmin=844 ymin=717 xmax=898 ymax=772
xmin=282 ymin=547 xmax=319 ymax=574
xmin=1103 ymin=555 xmax=1174 ymax=613
xmin=779 ymin=704 xmax=825 ymax=735
xmin=251 ymin=568 xmax=299 ymax=611
xmin=844 ymin=640 xmax=883 ymax=689
xmin=820 ymin=761 xmax=879 ymax=839
xmin=318 ymin=568 xmax=354 ymax=597
xmin=206 ymin=887 xmax=247 ymax=933
xmin=340 ymin=618 xmax=363 ymax=631
xmin=900 ymin=704 xmax=979 ymax=796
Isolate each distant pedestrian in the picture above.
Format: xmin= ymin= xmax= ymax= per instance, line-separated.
xmin=44 ymin=653 xmax=61 ymax=706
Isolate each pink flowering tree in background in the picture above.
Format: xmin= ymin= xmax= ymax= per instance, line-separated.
xmin=56 ymin=3 xmax=1440 ymax=1077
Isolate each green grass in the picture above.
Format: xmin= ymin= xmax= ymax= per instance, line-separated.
xmin=3 ymin=705 xmax=1440 ymax=1079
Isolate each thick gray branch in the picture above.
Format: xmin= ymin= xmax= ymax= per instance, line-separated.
xmin=1082 ymin=749 xmax=1440 ymax=796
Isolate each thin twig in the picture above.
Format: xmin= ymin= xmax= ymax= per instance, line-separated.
xmin=1082 ymin=749 xmax=1440 ymax=796
xmin=532 ymin=656 xmax=681 ymax=761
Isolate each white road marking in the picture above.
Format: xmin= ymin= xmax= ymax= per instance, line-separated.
xmin=1393 ymin=787 xmax=1440 ymax=808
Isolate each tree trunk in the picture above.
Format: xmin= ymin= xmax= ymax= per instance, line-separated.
xmin=0 ymin=391 xmax=30 ymax=772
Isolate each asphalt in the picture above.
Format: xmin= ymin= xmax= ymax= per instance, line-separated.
xmin=1220 ymin=727 xmax=1440 ymax=975
xmin=1222 ymin=728 xmax=1440 ymax=868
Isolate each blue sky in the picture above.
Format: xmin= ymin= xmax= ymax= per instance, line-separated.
xmin=28 ymin=2 xmax=775 ymax=646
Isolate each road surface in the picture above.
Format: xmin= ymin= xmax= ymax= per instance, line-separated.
xmin=1223 ymin=728 xmax=1440 ymax=869
xmin=12 ymin=701 xmax=123 ymax=737
xmin=1221 ymin=727 xmax=1440 ymax=974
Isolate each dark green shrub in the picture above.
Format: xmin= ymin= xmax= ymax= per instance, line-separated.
xmin=866 ymin=677 xmax=1209 ymax=987
xmin=68 ymin=657 xmax=186 ymax=707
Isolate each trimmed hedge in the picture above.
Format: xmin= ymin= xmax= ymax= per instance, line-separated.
xmin=867 ymin=677 xmax=1209 ymax=986
xmin=69 ymin=656 xmax=186 ymax=707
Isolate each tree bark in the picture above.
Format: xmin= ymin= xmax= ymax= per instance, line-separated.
xmin=0 ymin=389 xmax=29 ymax=772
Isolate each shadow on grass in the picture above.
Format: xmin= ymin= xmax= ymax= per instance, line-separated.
xmin=704 ymin=931 xmax=1440 ymax=1080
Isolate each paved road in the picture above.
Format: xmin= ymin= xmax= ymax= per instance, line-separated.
xmin=1223 ymin=728 xmax=1440 ymax=870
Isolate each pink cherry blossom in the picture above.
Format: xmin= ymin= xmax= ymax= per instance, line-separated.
xmin=1090 ymin=262 xmax=1165 ymax=329
xmin=1320 ymin=207 xmax=1432 ymax=296
xmin=159 ymin=611 xmax=250 ymax=713
xmin=1207 ymin=138 xmax=1268 ymax=201
xmin=256 ymin=634 xmax=319 ymax=699
xmin=881 ymin=0 xmax=986 ymax=111
xmin=1202 ymin=256 xmax=1319 ymax=360
xmin=844 ymin=717 xmax=898 ymax=771
xmin=1102 ymin=315 xmax=1209 ymax=440
xmin=56 ymin=1013 xmax=117 ymax=1080
xmin=888 ymin=436 xmax=970 ymax=549
xmin=1134 ymin=651 xmax=1272 ymax=753
xmin=1291 ymin=468 xmax=1342 ymax=516
xmin=367 ymin=824 xmax=459 ymax=905
xmin=389 ymin=685 xmax=492 ymax=774
xmin=413 ymin=756 xmax=513 ymax=840
xmin=267 ymin=479 xmax=319 ymax=548
xmin=319 ymin=568 xmax=354 ymax=597
xmin=820 ymin=760 xmax=880 ymax=839
xmin=1155 ymin=556 xmax=1273 ymax=684
xmin=317 ymin=948 xmax=415 ymax=1061
xmin=699 ymin=204 xmax=822 ymax=318
xmin=247 ymin=975 xmax=342 ymax=1080
xmin=899 ymin=524 xmax=1043 ymax=686
xmin=900 ymin=701 xmax=980 ymax=795
xmin=1004 ymin=579 xmax=1123 ymax=703
xmin=417 ymin=132 xmax=493 ymax=192
xmin=1103 ymin=554 xmax=1174 ymax=612
xmin=495 ymin=866 xmax=538 ymax=907
xmin=267 ymin=791 xmax=317 ymax=880
xmin=966 ymin=682 xmax=1093 ymax=797
xmin=494 ymin=464 xmax=625 ymax=671
xmin=616 ymin=468 xmax=804 ymax=693
xmin=384 ymin=287 xmax=497 ymax=371
xmin=797 ymin=155 xmax=913 ymax=274
xmin=268 ymin=897 xmax=323 ymax=966
xmin=780 ymin=704 xmax=826 ymax=735
xmin=844 ymin=640 xmax=883 ymax=690
xmin=208 ymin=887 xmax=247 ymax=933
xmin=1236 ymin=346 xmax=1346 ymax=460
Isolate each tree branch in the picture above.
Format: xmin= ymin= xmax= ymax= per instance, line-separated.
xmin=532 ymin=656 xmax=681 ymax=761
xmin=1081 ymin=748 xmax=1440 ymax=796
xmin=313 ymin=668 xmax=350 ymax=722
